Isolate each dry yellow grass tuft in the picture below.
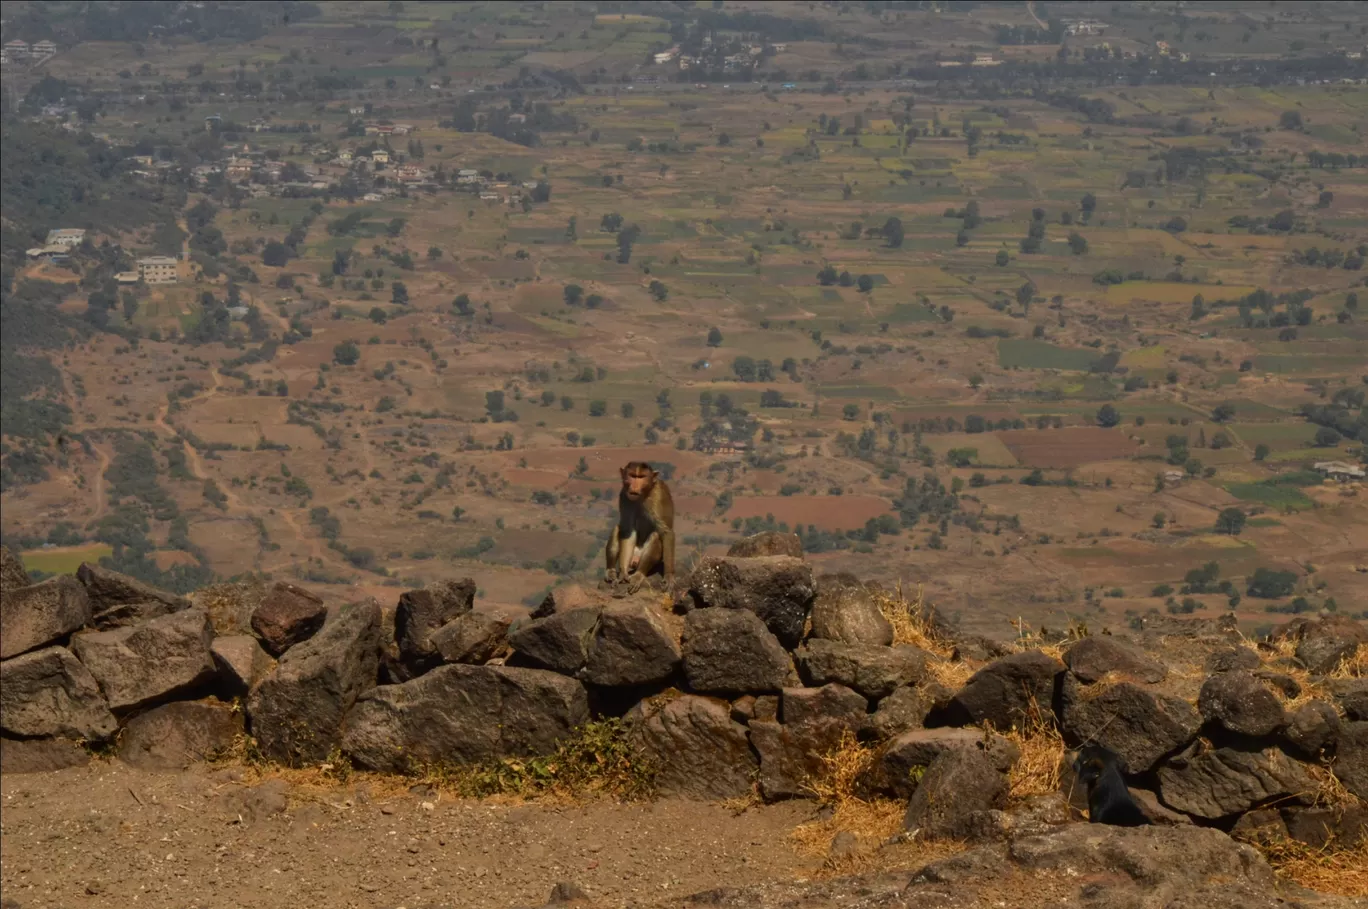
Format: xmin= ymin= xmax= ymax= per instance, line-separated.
xmin=1000 ymin=698 xmax=1067 ymax=801
xmin=790 ymin=730 xmax=906 ymax=871
xmin=1262 ymin=836 xmax=1368 ymax=897
xmin=1306 ymin=762 xmax=1367 ymax=810
xmin=879 ymin=583 xmax=953 ymax=658
xmin=1331 ymin=645 xmax=1365 ymax=679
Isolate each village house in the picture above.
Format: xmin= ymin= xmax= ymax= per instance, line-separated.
xmin=337 ymin=149 xmax=353 ymax=163
xmin=348 ymin=106 xmax=365 ymax=115
xmin=456 ymin=168 xmax=480 ymax=184
xmin=4 ymin=40 xmax=30 ymax=59
xmin=362 ymin=192 xmax=387 ymax=202
xmin=33 ymin=40 xmax=58 ymax=57
xmin=653 ymin=46 xmax=679 ymax=65
xmin=45 ymin=228 xmax=86 ymax=248
xmin=371 ymin=149 xmax=390 ymax=165
xmin=26 ymin=245 xmax=69 ymax=263
xmin=392 ymin=124 xmax=414 ymax=135
xmin=972 ymin=53 xmax=1001 ymax=67
xmin=137 ymin=256 xmax=179 ymax=285
xmin=1314 ymin=461 xmax=1367 ymax=482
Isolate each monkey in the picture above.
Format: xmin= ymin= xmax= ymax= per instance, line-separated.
xmin=1072 ymin=744 xmax=1151 ymax=827
xmin=604 ymin=461 xmax=674 ymax=594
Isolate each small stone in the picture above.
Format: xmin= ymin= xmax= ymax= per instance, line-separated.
xmin=250 ymin=582 xmax=327 ymax=657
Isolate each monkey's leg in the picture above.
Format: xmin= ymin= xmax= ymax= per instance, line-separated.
xmin=604 ymin=526 xmax=623 ymax=584
xmin=625 ymin=533 xmax=663 ymax=593
xmin=615 ymin=530 xmax=637 ymax=583
xmin=659 ymin=527 xmax=676 ymax=584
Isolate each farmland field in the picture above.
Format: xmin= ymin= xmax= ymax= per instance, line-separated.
xmin=997 ymin=428 xmax=1140 ymax=469
xmin=997 ymin=340 xmax=1102 ymax=371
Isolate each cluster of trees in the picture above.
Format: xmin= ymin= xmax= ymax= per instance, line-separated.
xmin=816 ymin=265 xmax=876 ymax=292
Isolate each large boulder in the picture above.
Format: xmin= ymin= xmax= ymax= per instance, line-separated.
xmin=902 ymin=747 xmax=1008 ymax=837
xmin=632 ymin=694 xmax=757 ymax=800
xmin=681 ymin=608 xmax=792 ymax=694
xmin=0 ymin=646 xmax=117 ymax=741
xmin=0 ymin=575 xmax=91 ymax=660
xmin=1272 ymin=615 xmax=1367 ymax=675
xmin=939 ymin=650 xmax=1062 ymax=731
xmin=726 ymin=532 xmax=803 ymax=559
xmin=749 ymin=684 xmax=867 ymax=801
xmin=1063 ymin=635 xmax=1166 ymax=684
xmin=431 ymin=605 xmax=518 ymax=665
xmin=581 ymin=601 xmax=681 ymax=687
xmin=250 ymin=582 xmax=327 ymax=657
xmin=796 ymin=639 xmax=929 ymax=700
xmin=394 ymin=578 xmax=475 ymax=671
xmin=1198 ymin=671 xmax=1286 ymax=737
xmin=507 ymin=607 xmax=600 ymax=674
xmin=1335 ymin=721 xmax=1368 ymax=800
xmin=70 ymin=607 xmax=217 ymax=713
xmin=75 ymin=562 xmax=190 ymax=629
xmin=1281 ymin=700 xmax=1340 ymax=759
xmin=1282 ymin=805 xmax=1368 ymax=848
xmin=0 ymin=545 xmax=31 ymax=594
xmin=870 ymin=727 xmax=1020 ymax=799
xmin=1207 ymin=646 xmax=1262 ymax=673
xmin=807 ymin=573 xmax=893 ymax=647
xmin=681 ymin=556 xmax=815 ymax=650
xmin=529 ymin=583 xmax=603 ymax=619
xmin=210 ymin=634 xmax=276 ymax=696
xmin=1157 ymin=745 xmax=1314 ymax=820
xmin=117 ymin=699 xmax=242 ymax=770
xmin=1329 ymin=678 xmax=1368 ymax=721
xmin=1059 ymin=675 xmax=1201 ymax=773
xmin=247 ymin=599 xmax=381 ymax=765
xmin=342 ymin=664 xmax=587 ymax=772
xmin=0 ymin=736 xmax=90 ymax=774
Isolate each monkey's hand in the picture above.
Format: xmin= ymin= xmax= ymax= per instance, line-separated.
xmin=625 ymin=572 xmax=647 ymax=594
xmin=603 ymin=568 xmax=620 ymax=585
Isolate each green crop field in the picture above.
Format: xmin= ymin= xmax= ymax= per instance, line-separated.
xmin=998 ymin=340 xmax=1102 ymax=371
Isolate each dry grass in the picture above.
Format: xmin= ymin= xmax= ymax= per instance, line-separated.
xmin=1306 ymin=762 xmax=1367 ymax=811
xmin=790 ymin=729 xmax=907 ymax=874
xmin=999 ymin=698 xmax=1067 ymax=801
xmin=879 ymin=583 xmax=953 ymax=658
xmin=1330 ymin=645 xmax=1365 ymax=679
xmin=1262 ymin=837 xmax=1368 ymax=897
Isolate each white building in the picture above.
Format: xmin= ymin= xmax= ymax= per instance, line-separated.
xmin=137 ymin=256 xmax=179 ymax=284
xmin=46 ymin=228 xmax=86 ymax=248
xmin=1313 ymin=461 xmax=1366 ymax=481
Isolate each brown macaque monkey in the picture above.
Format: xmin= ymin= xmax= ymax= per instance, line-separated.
xmin=604 ymin=461 xmax=674 ymax=594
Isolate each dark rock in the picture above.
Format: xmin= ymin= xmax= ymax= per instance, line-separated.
xmin=682 ymin=556 xmax=815 ymax=650
xmin=210 ymin=634 xmax=275 ymax=696
xmin=726 ymin=531 xmax=803 ymax=559
xmin=871 ymin=727 xmax=1020 ymax=800
xmin=545 ymin=880 xmax=592 ymax=905
xmin=796 ymin=640 xmax=928 ymax=700
xmin=1334 ymin=721 xmax=1368 ymax=800
xmin=827 ymin=830 xmax=860 ymax=859
xmin=1063 ymin=635 xmax=1166 ymax=684
xmin=942 ymin=650 xmax=1062 ymax=731
xmin=1059 ymin=675 xmax=1200 ymax=773
xmin=1198 ymin=671 xmax=1286 ymax=737
xmin=1282 ymin=700 xmax=1340 ymax=759
xmin=0 ymin=646 xmax=117 ymax=741
xmin=902 ymin=747 xmax=1007 ymax=837
xmin=530 ymin=584 xmax=603 ymax=619
xmin=1157 ymin=745 xmax=1314 ymax=819
xmin=955 ymin=794 xmax=1076 ymax=844
xmin=0 ymin=576 xmax=91 ymax=660
xmin=951 ymin=635 xmax=1015 ymax=663
xmin=1230 ymin=808 xmax=1289 ymax=844
xmin=0 ymin=736 xmax=90 ymax=773
xmin=0 ymin=545 xmax=31 ymax=594
xmin=861 ymin=685 xmax=931 ymax=741
xmin=751 ymin=695 xmax=779 ymax=722
xmin=395 ymin=578 xmax=475 ymax=670
xmin=633 ymin=694 xmax=757 ymax=800
xmin=70 ymin=608 xmax=217 ymax=713
xmin=681 ymin=608 xmax=792 ymax=694
xmin=117 ymin=699 xmax=242 ymax=770
xmin=431 ymin=605 xmax=517 ymax=664
xmin=1254 ymin=670 xmax=1300 ymax=699
xmin=1272 ymin=615 xmax=1368 ymax=675
xmin=1129 ymin=787 xmax=1192 ymax=826
xmin=75 ymin=562 xmax=190 ymax=629
xmin=1283 ymin=805 xmax=1367 ymax=848
xmin=749 ymin=685 xmax=867 ymax=801
xmin=250 ymin=582 xmax=327 ymax=657
xmin=342 ymin=664 xmax=587 ymax=772
xmin=507 ymin=607 xmax=600 ymax=674
xmin=1207 ymin=646 xmax=1261 ymax=673
xmin=781 ymin=683 xmax=867 ymax=728
xmin=808 ymin=573 xmax=893 ymax=647
xmin=248 ymin=599 xmax=382 ymax=765
xmin=582 ymin=601 xmax=681 ymax=687
xmin=1329 ymin=678 xmax=1368 ymax=721
xmin=729 ymin=695 xmax=756 ymax=724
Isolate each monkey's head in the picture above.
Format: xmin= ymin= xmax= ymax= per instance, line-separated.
xmin=620 ymin=461 xmax=658 ymax=502
xmin=1072 ymin=744 xmax=1124 ymax=786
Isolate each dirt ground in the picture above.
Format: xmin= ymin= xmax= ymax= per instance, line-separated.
xmin=0 ymin=761 xmax=818 ymax=909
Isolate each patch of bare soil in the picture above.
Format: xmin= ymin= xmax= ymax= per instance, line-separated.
xmin=0 ymin=762 xmax=816 ymax=909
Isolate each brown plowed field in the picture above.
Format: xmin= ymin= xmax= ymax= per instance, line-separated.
xmin=996 ymin=428 xmax=1138 ymax=469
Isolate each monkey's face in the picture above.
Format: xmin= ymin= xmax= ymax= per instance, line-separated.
xmin=1073 ymin=756 xmax=1104 ymax=786
xmin=622 ymin=468 xmax=656 ymax=501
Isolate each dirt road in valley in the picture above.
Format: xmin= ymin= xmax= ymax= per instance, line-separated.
xmin=0 ymin=762 xmax=815 ymax=909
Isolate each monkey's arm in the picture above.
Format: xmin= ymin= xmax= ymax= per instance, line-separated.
xmin=604 ymin=524 xmax=622 ymax=582
xmin=658 ymin=523 xmax=675 ymax=581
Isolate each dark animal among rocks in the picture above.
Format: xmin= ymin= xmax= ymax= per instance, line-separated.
xmin=1073 ymin=744 xmax=1150 ymax=827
